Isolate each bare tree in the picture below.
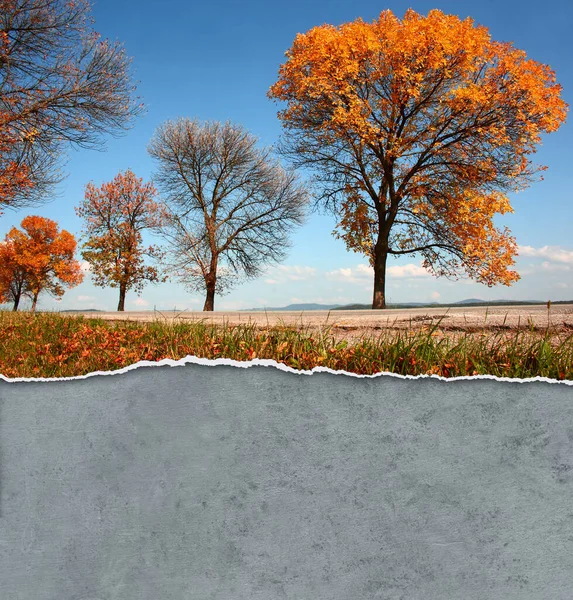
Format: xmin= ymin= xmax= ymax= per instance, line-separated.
xmin=0 ymin=0 xmax=144 ymax=213
xmin=148 ymin=118 xmax=308 ymax=311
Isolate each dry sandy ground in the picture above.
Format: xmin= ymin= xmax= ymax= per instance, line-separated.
xmin=70 ymin=304 xmax=573 ymax=341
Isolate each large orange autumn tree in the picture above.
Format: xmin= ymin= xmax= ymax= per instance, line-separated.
xmin=0 ymin=216 xmax=83 ymax=311
xmin=268 ymin=9 xmax=568 ymax=309
xmin=75 ymin=170 xmax=166 ymax=311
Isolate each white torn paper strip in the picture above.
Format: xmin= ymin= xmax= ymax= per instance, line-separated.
xmin=1 ymin=355 xmax=571 ymax=384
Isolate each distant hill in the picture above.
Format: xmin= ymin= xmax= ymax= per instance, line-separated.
xmin=333 ymin=302 xmax=439 ymax=310
xmin=454 ymin=298 xmax=540 ymax=305
xmin=333 ymin=299 xmax=561 ymax=310
xmin=240 ymin=299 xmax=567 ymax=312
xmin=241 ymin=303 xmax=341 ymax=311
xmin=455 ymin=298 xmax=485 ymax=304
xmin=57 ymin=299 xmax=571 ymax=313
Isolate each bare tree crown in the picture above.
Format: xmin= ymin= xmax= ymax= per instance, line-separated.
xmin=148 ymin=118 xmax=308 ymax=310
xmin=0 ymin=0 xmax=144 ymax=211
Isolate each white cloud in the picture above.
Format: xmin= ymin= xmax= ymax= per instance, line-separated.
xmin=540 ymin=261 xmax=570 ymax=272
xmin=356 ymin=264 xmax=373 ymax=275
xmin=431 ymin=291 xmax=441 ymax=300
xmin=327 ymin=262 xmax=429 ymax=282
xmin=518 ymin=245 xmax=573 ymax=264
xmin=275 ymin=265 xmax=317 ymax=281
xmin=77 ymin=295 xmax=95 ymax=302
xmin=258 ymin=265 xmax=317 ymax=285
xmin=132 ymin=298 xmax=149 ymax=307
xmin=337 ymin=268 xmax=354 ymax=278
xmin=517 ymin=246 xmax=536 ymax=257
xmin=326 ymin=265 xmax=370 ymax=282
xmin=80 ymin=261 xmax=91 ymax=272
xmin=387 ymin=263 xmax=430 ymax=278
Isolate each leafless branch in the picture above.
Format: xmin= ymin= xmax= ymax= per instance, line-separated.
xmin=0 ymin=0 xmax=145 ymax=212
xmin=148 ymin=118 xmax=309 ymax=310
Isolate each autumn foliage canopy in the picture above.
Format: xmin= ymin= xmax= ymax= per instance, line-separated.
xmin=75 ymin=169 xmax=166 ymax=311
xmin=268 ymin=9 xmax=568 ymax=308
xmin=0 ymin=215 xmax=83 ymax=310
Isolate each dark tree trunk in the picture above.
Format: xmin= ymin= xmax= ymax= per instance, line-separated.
xmin=203 ymin=279 xmax=216 ymax=311
xmin=12 ymin=293 xmax=20 ymax=311
xmin=117 ymin=283 xmax=127 ymax=311
xmin=203 ymin=256 xmax=218 ymax=312
xmin=30 ymin=292 xmax=39 ymax=313
xmin=372 ymin=237 xmax=388 ymax=310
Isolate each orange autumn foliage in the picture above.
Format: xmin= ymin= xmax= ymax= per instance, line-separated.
xmin=75 ymin=169 xmax=166 ymax=311
xmin=0 ymin=238 xmax=26 ymax=309
xmin=268 ymin=9 xmax=568 ymax=308
xmin=0 ymin=215 xmax=83 ymax=311
xmin=0 ymin=112 xmax=34 ymax=211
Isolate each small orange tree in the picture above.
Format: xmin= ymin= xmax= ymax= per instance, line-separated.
xmin=268 ymin=9 xmax=568 ymax=308
xmin=0 ymin=215 xmax=83 ymax=311
xmin=0 ymin=239 xmax=27 ymax=310
xmin=75 ymin=169 xmax=166 ymax=311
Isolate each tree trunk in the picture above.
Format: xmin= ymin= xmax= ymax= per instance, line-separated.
xmin=12 ymin=296 xmax=20 ymax=311
xmin=30 ymin=292 xmax=39 ymax=313
xmin=203 ymin=279 xmax=216 ymax=311
xmin=203 ymin=256 xmax=218 ymax=312
xmin=372 ymin=241 xmax=388 ymax=310
xmin=117 ymin=283 xmax=127 ymax=311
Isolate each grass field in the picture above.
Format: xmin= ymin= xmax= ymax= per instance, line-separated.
xmin=0 ymin=310 xmax=572 ymax=380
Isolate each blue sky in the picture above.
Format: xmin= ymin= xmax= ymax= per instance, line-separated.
xmin=1 ymin=0 xmax=572 ymax=311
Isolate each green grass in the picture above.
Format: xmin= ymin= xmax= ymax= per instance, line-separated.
xmin=0 ymin=310 xmax=572 ymax=380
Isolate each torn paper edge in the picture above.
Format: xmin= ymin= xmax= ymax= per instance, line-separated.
xmin=0 ymin=355 xmax=571 ymax=385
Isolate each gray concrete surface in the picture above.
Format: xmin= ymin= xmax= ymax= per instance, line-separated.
xmin=1 ymin=365 xmax=573 ymax=599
